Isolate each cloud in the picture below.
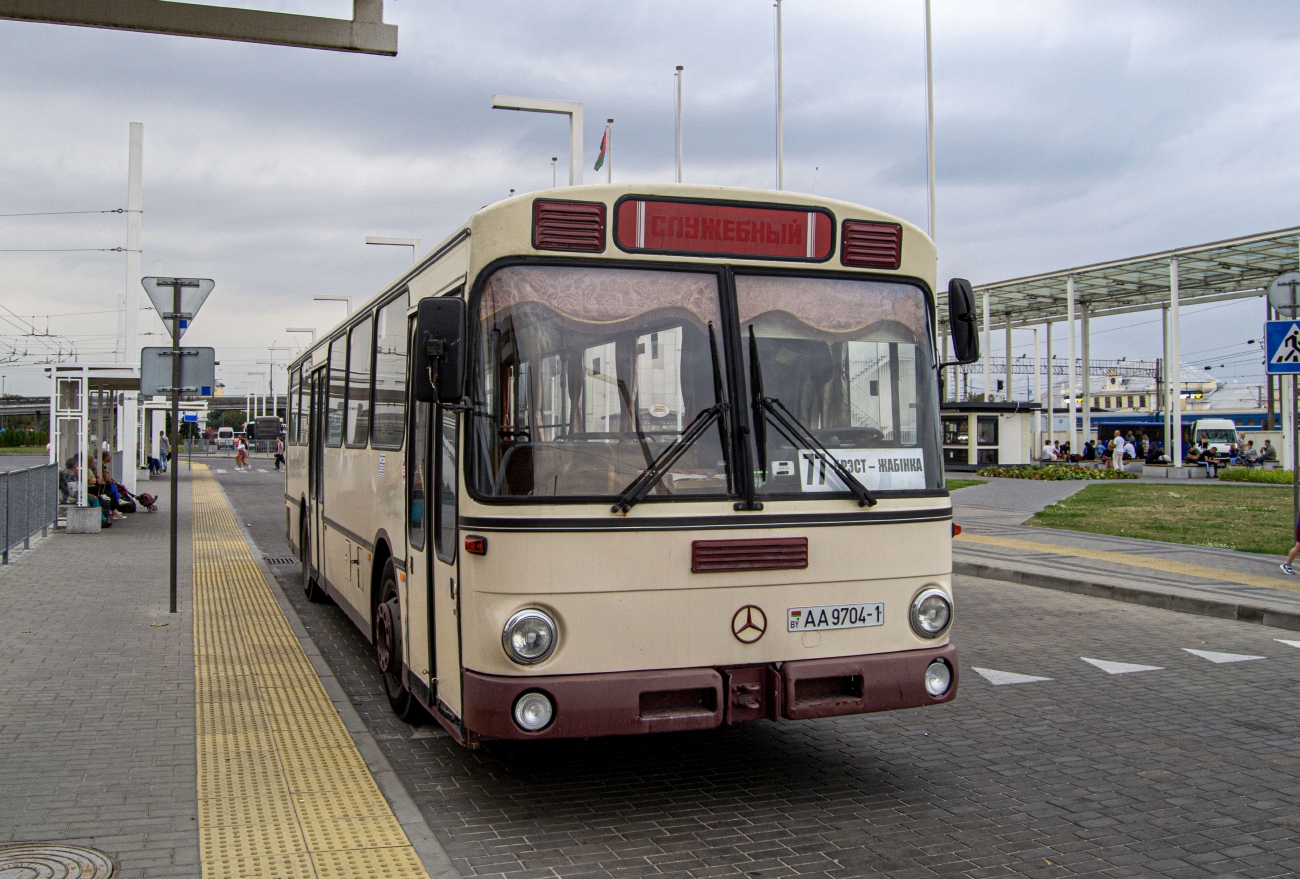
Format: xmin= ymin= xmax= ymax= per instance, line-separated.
xmin=0 ymin=0 xmax=1298 ymax=393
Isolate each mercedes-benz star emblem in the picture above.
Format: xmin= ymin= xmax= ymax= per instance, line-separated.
xmin=731 ymin=605 xmax=767 ymax=644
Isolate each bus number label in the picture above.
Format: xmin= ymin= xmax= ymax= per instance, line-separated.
xmin=788 ymin=603 xmax=883 ymax=632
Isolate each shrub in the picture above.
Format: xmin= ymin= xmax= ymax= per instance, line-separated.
xmin=1218 ymin=467 xmax=1294 ymax=485
xmin=0 ymin=429 xmax=48 ymax=448
xmin=975 ymin=464 xmax=1137 ymax=481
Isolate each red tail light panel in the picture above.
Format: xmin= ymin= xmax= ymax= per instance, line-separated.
xmin=840 ymin=220 xmax=902 ymax=269
xmin=533 ymin=199 xmax=606 ymax=252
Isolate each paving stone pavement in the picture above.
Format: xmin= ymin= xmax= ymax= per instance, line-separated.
xmin=0 ymin=469 xmax=198 ymax=878
xmin=219 ymin=465 xmax=1300 ymax=879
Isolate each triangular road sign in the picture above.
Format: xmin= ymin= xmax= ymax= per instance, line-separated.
xmin=141 ymin=277 xmax=215 ymax=341
xmin=1081 ymin=657 xmax=1163 ymax=675
xmin=970 ymin=667 xmax=1052 ymax=686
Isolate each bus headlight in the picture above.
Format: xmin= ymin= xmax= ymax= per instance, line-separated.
xmin=909 ymin=588 xmax=952 ymax=638
xmin=512 ymin=691 xmax=554 ymax=731
xmin=924 ymin=660 xmax=952 ymax=697
xmin=502 ymin=609 xmax=557 ymax=664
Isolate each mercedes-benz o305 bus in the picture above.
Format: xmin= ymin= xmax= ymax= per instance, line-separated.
xmin=285 ymin=184 xmax=979 ymax=746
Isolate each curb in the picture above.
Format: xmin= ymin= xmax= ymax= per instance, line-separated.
xmin=954 ymin=558 xmax=1300 ymax=633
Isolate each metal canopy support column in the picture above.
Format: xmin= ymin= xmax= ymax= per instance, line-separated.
xmin=982 ymin=291 xmax=991 ymax=401
xmin=1161 ymin=306 xmax=1171 ymax=455
xmin=1067 ymin=277 xmax=1077 ymax=455
xmin=1004 ymin=312 xmax=1012 ymax=402
xmin=121 ymin=122 xmax=141 ymax=493
xmin=1170 ymin=258 xmax=1182 ymax=467
xmin=1080 ymin=301 xmax=1091 ymax=444
xmin=1032 ymin=327 xmax=1041 ymax=457
xmin=1044 ymin=319 xmax=1053 ymax=451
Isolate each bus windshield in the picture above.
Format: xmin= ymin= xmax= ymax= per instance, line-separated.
xmin=737 ymin=274 xmax=942 ymax=495
xmin=470 ymin=265 xmax=941 ymax=502
xmin=472 ymin=265 xmax=731 ymax=500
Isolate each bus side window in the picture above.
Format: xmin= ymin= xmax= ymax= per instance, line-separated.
xmin=327 ymin=339 xmax=346 ymax=447
xmin=346 ymin=316 xmax=373 ymax=447
xmin=288 ymin=368 xmax=299 ymax=444
xmin=298 ymin=362 xmax=310 ymax=445
xmin=434 ymin=410 xmax=458 ymax=563
xmin=408 ymin=401 xmax=428 ymax=550
xmin=372 ymin=292 xmax=409 ymax=449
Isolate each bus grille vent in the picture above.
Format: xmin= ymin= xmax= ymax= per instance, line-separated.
xmin=691 ymin=537 xmax=808 ymax=573
xmin=840 ymin=220 xmax=901 ymax=269
xmin=533 ymin=200 xmax=606 ymax=252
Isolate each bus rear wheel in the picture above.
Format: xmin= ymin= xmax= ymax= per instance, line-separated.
xmin=301 ymin=516 xmax=325 ymax=603
xmin=375 ymin=561 xmax=426 ymax=723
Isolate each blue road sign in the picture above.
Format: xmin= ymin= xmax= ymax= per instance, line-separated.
xmin=1266 ymin=320 xmax=1300 ymax=374
xmin=182 ymin=413 xmax=199 ymax=423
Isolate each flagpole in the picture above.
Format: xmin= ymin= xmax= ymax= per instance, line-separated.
xmin=675 ymin=66 xmax=683 ymax=183
xmin=607 ymin=118 xmax=613 ymax=183
xmin=775 ymin=0 xmax=783 ymax=190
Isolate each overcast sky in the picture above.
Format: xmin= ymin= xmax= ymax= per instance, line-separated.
xmin=2 ymin=0 xmax=1298 ymax=397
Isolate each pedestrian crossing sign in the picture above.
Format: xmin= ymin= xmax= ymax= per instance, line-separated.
xmin=1266 ymin=320 xmax=1300 ymax=374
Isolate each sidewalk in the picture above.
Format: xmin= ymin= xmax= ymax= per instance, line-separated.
xmin=0 ymin=464 xmax=443 ymax=879
xmin=952 ymin=476 xmax=1300 ymax=630
xmin=0 ymin=468 xmax=198 ymax=877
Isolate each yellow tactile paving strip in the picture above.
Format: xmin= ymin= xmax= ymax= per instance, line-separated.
xmin=957 ymin=531 xmax=1300 ymax=593
xmin=191 ymin=464 xmax=429 ymax=879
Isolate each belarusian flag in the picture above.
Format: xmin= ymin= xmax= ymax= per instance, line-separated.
xmin=593 ymin=128 xmax=608 ymax=171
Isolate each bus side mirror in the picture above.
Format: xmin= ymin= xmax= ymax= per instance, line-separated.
xmin=947 ymin=278 xmax=980 ymax=365
xmin=413 ymin=297 xmax=466 ymax=403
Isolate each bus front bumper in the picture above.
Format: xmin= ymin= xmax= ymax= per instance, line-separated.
xmin=461 ymin=644 xmax=958 ymax=741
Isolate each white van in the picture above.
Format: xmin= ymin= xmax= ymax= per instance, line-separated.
xmin=217 ymin=426 xmax=234 ymax=449
xmin=1190 ymin=418 xmax=1238 ymax=455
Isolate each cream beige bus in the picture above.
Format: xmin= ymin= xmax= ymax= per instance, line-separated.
xmin=285 ymin=183 xmax=980 ymax=746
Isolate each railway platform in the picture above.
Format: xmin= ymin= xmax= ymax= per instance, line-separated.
xmin=0 ymin=462 xmax=450 ymax=879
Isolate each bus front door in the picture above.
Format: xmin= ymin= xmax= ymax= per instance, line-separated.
xmin=306 ymin=368 xmax=327 ymax=592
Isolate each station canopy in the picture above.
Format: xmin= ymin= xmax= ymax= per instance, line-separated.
xmin=938 ymin=225 xmax=1300 ymax=330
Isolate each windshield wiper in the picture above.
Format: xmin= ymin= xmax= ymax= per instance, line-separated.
xmin=747 ymin=325 xmax=876 ymax=508
xmin=612 ymin=324 xmax=731 ymax=514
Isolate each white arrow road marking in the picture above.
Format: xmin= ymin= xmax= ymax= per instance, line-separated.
xmin=216 ymin=468 xmax=228 ymax=473
xmin=971 ymin=667 xmax=1052 ymax=686
xmin=1081 ymin=657 xmax=1164 ymax=675
xmin=1275 ymin=639 xmax=1300 ymax=649
xmin=1183 ymin=648 xmax=1266 ymax=664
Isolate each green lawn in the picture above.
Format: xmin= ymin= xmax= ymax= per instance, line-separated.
xmin=947 ymin=479 xmax=988 ymax=491
xmin=1029 ymin=483 xmax=1294 ymax=555
xmin=0 ymin=446 xmax=47 ymax=455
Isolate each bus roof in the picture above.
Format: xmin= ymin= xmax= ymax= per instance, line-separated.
xmin=291 ymin=183 xmax=934 ymax=371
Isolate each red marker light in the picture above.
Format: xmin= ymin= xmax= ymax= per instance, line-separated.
xmin=464 ymin=535 xmax=488 ymax=556
xmin=952 ymin=523 xmax=962 ymax=537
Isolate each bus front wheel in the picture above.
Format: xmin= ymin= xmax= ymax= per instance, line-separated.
xmin=375 ymin=560 xmax=425 ymax=723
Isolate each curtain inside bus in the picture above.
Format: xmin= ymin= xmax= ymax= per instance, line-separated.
xmin=735 ymin=274 xmax=942 ymax=495
xmin=472 ymin=265 xmax=730 ymax=500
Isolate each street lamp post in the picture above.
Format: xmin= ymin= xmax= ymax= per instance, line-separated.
xmin=286 ymin=327 xmax=317 ymax=344
xmin=675 ymin=66 xmax=684 ymax=183
xmin=313 ymin=295 xmax=351 ymax=316
xmin=491 ymin=95 xmax=584 ymax=186
xmin=365 ymin=236 xmax=421 ymax=265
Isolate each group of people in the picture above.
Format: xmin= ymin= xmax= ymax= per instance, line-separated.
xmin=232 ymin=435 xmax=285 ymax=471
xmin=1040 ymin=430 xmax=1279 ymax=475
xmin=59 ymin=449 xmax=155 ymax=527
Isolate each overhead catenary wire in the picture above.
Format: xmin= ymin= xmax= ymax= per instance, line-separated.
xmin=0 ymin=208 xmax=125 ymax=218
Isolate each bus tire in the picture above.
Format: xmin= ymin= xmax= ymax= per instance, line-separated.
xmin=301 ymin=515 xmax=326 ymax=603
xmin=375 ymin=559 xmax=426 ymax=723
